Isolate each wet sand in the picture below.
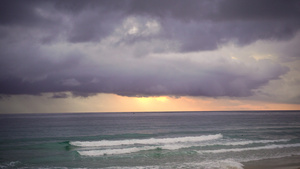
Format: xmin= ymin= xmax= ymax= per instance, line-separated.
xmin=243 ymin=155 xmax=300 ymax=169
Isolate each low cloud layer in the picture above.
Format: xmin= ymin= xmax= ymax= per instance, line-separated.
xmin=0 ymin=0 xmax=299 ymax=102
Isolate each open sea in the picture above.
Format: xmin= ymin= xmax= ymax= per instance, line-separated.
xmin=1 ymin=111 xmax=300 ymax=169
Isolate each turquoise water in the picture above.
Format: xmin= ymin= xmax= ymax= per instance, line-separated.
xmin=1 ymin=111 xmax=300 ymax=168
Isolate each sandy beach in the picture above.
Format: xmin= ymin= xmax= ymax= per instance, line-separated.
xmin=243 ymin=155 xmax=300 ymax=169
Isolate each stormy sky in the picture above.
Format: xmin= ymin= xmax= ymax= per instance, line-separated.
xmin=1 ymin=0 xmax=300 ymax=113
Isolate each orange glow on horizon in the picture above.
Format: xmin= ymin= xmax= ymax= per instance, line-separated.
xmin=0 ymin=93 xmax=300 ymax=114
xmin=136 ymin=96 xmax=169 ymax=104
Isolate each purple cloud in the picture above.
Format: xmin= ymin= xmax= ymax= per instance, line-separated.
xmin=0 ymin=0 xmax=298 ymax=99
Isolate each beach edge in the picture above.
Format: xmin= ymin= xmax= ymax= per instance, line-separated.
xmin=243 ymin=155 xmax=300 ymax=169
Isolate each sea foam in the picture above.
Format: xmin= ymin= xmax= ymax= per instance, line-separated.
xmin=220 ymin=139 xmax=290 ymax=146
xmin=103 ymin=160 xmax=244 ymax=169
xmin=78 ymin=146 xmax=154 ymax=156
xmin=199 ymin=143 xmax=300 ymax=154
xmin=71 ymin=134 xmax=222 ymax=147
xmin=157 ymin=139 xmax=290 ymax=150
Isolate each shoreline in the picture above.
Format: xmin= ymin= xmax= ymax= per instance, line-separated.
xmin=243 ymin=155 xmax=300 ymax=169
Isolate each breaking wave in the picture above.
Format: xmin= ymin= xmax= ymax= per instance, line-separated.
xmin=103 ymin=160 xmax=244 ymax=169
xmin=220 ymin=139 xmax=290 ymax=146
xmin=73 ymin=133 xmax=294 ymax=157
xmin=78 ymin=146 xmax=154 ymax=156
xmin=71 ymin=134 xmax=223 ymax=147
xmin=199 ymin=143 xmax=300 ymax=154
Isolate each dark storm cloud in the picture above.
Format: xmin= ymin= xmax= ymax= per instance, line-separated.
xmin=1 ymin=0 xmax=299 ymax=46
xmin=128 ymin=0 xmax=300 ymax=21
xmin=66 ymin=0 xmax=300 ymax=50
xmin=217 ymin=0 xmax=300 ymax=20
xmin=148 ymin=0 xmax=300 ymax=51
xmin=51 ymin=92 xmax=69 ymax=99
xmin=0 ymin=0 xmax=298 ymax=98
xmin=0 ymin=0 xmax=43 ymax=25
xmin=0 ymin=50 xmax=289 ymax=97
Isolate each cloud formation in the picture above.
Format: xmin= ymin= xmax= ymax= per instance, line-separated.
xmin=0 ymin=0 xmax=299 ymax=101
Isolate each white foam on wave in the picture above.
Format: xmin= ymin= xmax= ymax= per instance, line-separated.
xmin=71 ymin=134 xmax=222 ymax=147
xmin=78 ymin=146 xmax=154 ymax=156
xmin=199 ymin=143 xmax=300 ymax=154
xmin=160 ymin=143 xmax=192 ymax=150
xmin=0 ymin=161 xmax=21 ymax=168
xmin=74 ymin=136 xmax=291 ymax=154
xmin=159 ymin=138 xmax=290 ymax=150
xmin=221 ymin=139 xmax=290 ymax=146
xmin=238 ymin=152 xmax=300 ymax=163
xmin=103 ymin=159 xmax=244 ymax=169
xmin=192 ymin=159 xmax=244 ymax=169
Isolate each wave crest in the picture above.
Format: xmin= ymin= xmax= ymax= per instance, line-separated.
xmin=199 ymin=143 xmax=300 ymax=154
xmin=71 ymin=134 xmax=223 ymax=147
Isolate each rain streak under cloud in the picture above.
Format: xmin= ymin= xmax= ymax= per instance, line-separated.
xmin=0 ymin=0 xmax=300 ymax=106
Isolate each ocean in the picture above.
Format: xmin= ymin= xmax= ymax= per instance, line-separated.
xmin=0 ymin=111 xmax=300 ymax=169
